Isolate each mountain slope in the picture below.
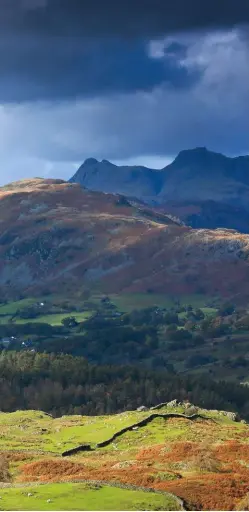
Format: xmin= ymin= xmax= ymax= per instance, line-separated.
xmin=1 ymin=178 xmax=249 ymax=301
xmin=70 ymin=148 xmax=249 ymax=232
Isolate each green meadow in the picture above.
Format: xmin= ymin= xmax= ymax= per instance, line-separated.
xmin=109 ymin=293 xmax=217 ymax=312
xmin=0 ymin=406 xmax=244 ymax=455
xmin=0 ymin=482 xmax=180 ymax=511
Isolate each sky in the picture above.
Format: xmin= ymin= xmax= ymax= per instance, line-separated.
xmin=0 ymin=0 xmax=248 ymax=185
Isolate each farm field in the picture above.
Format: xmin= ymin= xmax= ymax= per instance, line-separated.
xmin=0 ymin=298 xmax=40 ymax=316
xmin=0 ymin=292 xmax=217 ymax=313
xmin=14 ymin=312 xmax=92 ymax=326
xmin=0 ymin=296 xmax=93 ymax=325
xmin=108 ymin=293 xmax=218 ymax=312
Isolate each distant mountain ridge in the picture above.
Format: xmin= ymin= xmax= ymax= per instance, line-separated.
xmin=70 ymin=147 xmax=249 ymax=232
xmin=70 ymin=157 xmax=163 ymax=201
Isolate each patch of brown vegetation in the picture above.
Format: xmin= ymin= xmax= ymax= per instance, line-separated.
xmin=235 ymin=492 xmax=249 ymax=510
xmin=158 ymin=472 xmax=249 ymax=511
xmin=0 ymin=452 xmax=38 ymax=463
xmin=135 ymin=440 xmax=249 ymax=509
xmin=163 ymin=442 xmax=198 ymax=463
xmin=17 ymin=438 xmax=249 ymax=511
xmin=19 ymin=457 xmax=157 ymax=487
xmin=18 ymin=453 xmax=249 ymax=510
xmin=135 ymin=444 xmax=166 ymax=462
xmin=215 ymin=440 xmax=249 ymax=464
xmin=19 ymin=459 xmax=86 ymax=482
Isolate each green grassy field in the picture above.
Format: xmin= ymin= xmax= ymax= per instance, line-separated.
xmin=200 ymin=307 xmax=217 ymax=315
xmin=0 ymin=409 xmax=150 ymax=453
xmin=0 ymin=315 xmax=12 ymax=325
xmin=0 ymin=406 xmax=245 ymax=455
xmin=0 ymin=293 xmax=218 ymax=322
xmin=108 ymin=293 xmax=218 ymax=312
xmin=0 ymin=482 xmax=180 ymax=511
xmin=13 ymin=312 xmax=92 ymax=326
xmin=0 ymin=298 xmax=39 ymax=316
xmin=103 ymin=417 xmax=190 ymax=451
xmin=0 ymin=296 xmax=93 ymax=326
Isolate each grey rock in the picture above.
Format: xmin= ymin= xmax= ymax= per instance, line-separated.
xmin=182 ymin=401 xmax=193 ymax=409
xmin=166 ymin=399 xmax=179 ymax=407
xmin=221 ymin=411 xmax=239 ymax=421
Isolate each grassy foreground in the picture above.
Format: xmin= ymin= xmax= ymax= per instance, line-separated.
xmin=0 ymin=405 xmax=244 ymax=454
xmin=0 ymin=482 xmax=180 ymax=511
xmin=2 ymin=405 xmax=249 ymax=510
xmin=0 ymin=409 xmax=150 ymax=453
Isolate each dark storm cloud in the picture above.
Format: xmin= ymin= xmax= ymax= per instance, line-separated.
xmin=0 ymin=0 xmax=248 ymax=102
xmin=0 ymin=36 xmax=200 ymax=102
xmin=0 ymin=27 xmax=248 ymax=184
xmin=1 ymin=0 xmax=249 ymax=37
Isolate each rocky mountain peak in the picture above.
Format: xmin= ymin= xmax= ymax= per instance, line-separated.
xmin=83 ymin=157 xmax=99 ymax=165
xmin=170 ymin=147 xmax=224 ymax=168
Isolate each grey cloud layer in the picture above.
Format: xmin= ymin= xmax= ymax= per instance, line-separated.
xmin=0 ymin=28 xmax=248 ymax=186
xmin=1 ymin=0 xmax=249 ymax=36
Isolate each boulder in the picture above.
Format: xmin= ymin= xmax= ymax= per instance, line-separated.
xmin=182 ymin=401 xmax=193 ymax=409
xmin=221 ymin=411 xmax=238 ymax=421
xmin=166 ymin=399 xmax=179 ymax=407
xmin=137 ymin=406 xmax=148 ymax=412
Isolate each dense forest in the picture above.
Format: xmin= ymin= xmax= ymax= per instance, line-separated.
xmin=1 ymin=350 xmax=249 ymax=418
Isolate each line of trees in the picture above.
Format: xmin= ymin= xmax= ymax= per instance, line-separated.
xmin=1 ymin=350 xmax=249 ymax=418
